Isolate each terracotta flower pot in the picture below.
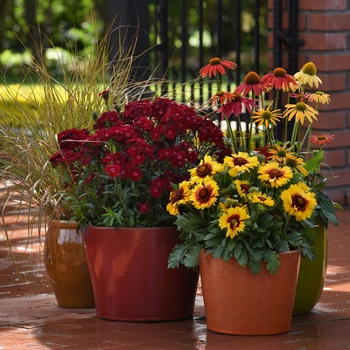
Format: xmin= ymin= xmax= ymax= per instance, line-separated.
xmin=293 ymin=217 xmax=328 ymax=316
xmin=199 ymin=249 xmax=301 ymax=335
xmin=83 ymin=226 xmax=199 ymax=322
xmin=44 ymin=220 xmax=95 ymax=308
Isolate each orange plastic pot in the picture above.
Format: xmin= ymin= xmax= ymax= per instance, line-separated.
xmin=83 ymin=226 xmax=199 ymax=322
xmin=293 ymin=217 xmax=328 ymax=315
xmin=44 ymin=220 xmax=95 ymax=308
xmin=199 ymin=249 xmax=301 ymax=335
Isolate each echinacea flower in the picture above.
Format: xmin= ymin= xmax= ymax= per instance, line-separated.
xmin=289 ymin=92 xmax=312 ymax=103
xmin=262 ymin=67 xmax=299 ymax=92
xmin=310 ymin=134 xmax=334 ymax=146
xmin=224 ymin=152 xmax=259 ymax=177
xmin=190 ymin=178 xmax=219 ymax=209
xmin=218 ymin=92 xmax=258 ymax=118
xmin=280 ymin=183 xmax=317 ymax=221
xmin=252 ymin=105 xmax=282 ymax=128
xmin=167 ymin=181 xmax=191 ymax=215
xmin=235 ymin=71 xmax=268 ymax=96
xmin=219 ymin=205 xmax=250 ymax=238
xmin=199 ymin=58 xmax=237 ymax=78
xmin=189 ymin=155 xmax=223 ymax=183
xmin=283 ymin=102 xmax=319 ymax=124
xmin=294 ymin=62 xmax=322 ymax=88
xmin=258 ymin=162 xmax=293 ymax=188
xmin=209 ymin=90 xmax=235 ymax=105
xmin=309 ymin=91 xmax=331 ymax=104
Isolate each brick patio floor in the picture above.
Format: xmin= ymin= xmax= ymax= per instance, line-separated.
xmin=1 ymin=209 xmax=350 ymax=349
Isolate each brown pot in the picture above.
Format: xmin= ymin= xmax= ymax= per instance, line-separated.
xmin=83 ymin=226 xmax=199 ymax=322
xmin=199 ymin=249 xmax=301 ymax=335
xmin=44 ymin=220 xmax=95 ymax=308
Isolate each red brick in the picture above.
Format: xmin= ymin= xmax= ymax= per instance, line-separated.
xmin=308 ymin=54 xmax=350 ymax=72
xmin=311 ymin=111 xmax=347 ymax=130
xmin=322 ymin=149 xmax=346 ymax=167
xmin=316 ymin=73 xmax=346 ymax=92
xmin=309 ymin=13 xmax=350 ymax=31
xmin=321 ymin=168 xmax=350 ymax=187
xmin=299 ymin=0 xmax=347 ymax=11
xmin=299 ymin=33 xmax=347 ymax=51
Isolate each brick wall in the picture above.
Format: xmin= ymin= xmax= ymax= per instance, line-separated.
xmin=268 ymin=0 xmax=350 ymax=206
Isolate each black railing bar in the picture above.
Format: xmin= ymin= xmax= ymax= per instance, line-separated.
xmin=254 ymin=0 xmax=260 ymax=74
xmin=198 ymin=0 xmax=204 ymax=105
xmin=235 ymin=0 xmax=241 ymax=86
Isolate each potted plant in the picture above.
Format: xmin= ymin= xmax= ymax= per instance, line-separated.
xmin=0 ymin=26 xmax=139 ymax=308
xmin=49 ymin=91 xmax=232 ymax=321
xmin=166 ymin=59 xmax=341 ymax=335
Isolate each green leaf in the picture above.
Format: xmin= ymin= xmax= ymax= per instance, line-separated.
xmin=305 ymin=150 xmax=324 ymax=173
xmin=265 ymin=251 xmax=280 ymax=275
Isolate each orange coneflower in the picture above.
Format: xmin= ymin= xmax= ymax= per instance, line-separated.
xmin=199 ymin=58 xmax=237 ymax=78
xmin=310 ymin=134 xmax=334 ymax=146
xmin=262 ymin=67 xmax=299 ymax=92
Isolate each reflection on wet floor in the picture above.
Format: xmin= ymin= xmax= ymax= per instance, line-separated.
xmin=1 ymin=209 xmax=350 ymax=349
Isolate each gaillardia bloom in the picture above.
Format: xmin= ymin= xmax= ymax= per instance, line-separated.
xmin=258 ymin=162 xmax=293 ymax=187
xmin=190 ymin=179 xmax=219 ymax=209
xmin=167 ymin=181 xmax=191 ymax=215
xmin=283 ymin=102 xmax=319 ymax=124
xmin=249 ymin=192 xmax=275 ymax=207
xmin=219 ymin=206 xmax=250 ymax=238
xmin=252 ymin=105 xmax=282 ymax=128
xmin=199 ymin=58 xmax=237 ymax=78
xmin=262 ymin=67 xmax=299 ymax=92
xmin=310 ymin=134 xmax=334 ymax=146
xmin=189 ymin=155 xmax=223 ymax=183
xmin=280 ymin=183 xmax=317 ymax=221
xmin=294 ymin=62 xmax=322 ymax=88
xmin=224 ymin=152 xmax=259 ymax=177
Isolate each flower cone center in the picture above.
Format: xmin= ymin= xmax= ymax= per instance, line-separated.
xmin=302 ymin=62 xmax=317 ymax=75
xmin=273 ymin=67 xmax=287 ymax=77
xmin=209 ymin=57 xmax=222 ymax=65
xmin=244 ymin=71 xmax=260 ymax=84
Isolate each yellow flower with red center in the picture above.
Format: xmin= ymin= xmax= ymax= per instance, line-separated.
xmin=258 ymin=162 xmax=293 ymax=188
xmin=285 ymin=156 xmax=308 ymax=176
xmin=224 ymin=152 xmax=259 ymax=177
xmin=283 ymin=102 xmax=319 ymax=124
xmin=280 ymin=182 xmax=317 ymax=221
xmin=199 ymin=58 xmax=237 ymax=78
xmin=190 ymin=178 xmax=219 ymax=210
xmin=249 ymin=192 xmax=275 ymax=206
xmin=268 ymin=143 xmax=296 ymax=164
xmin=189 ymin=155 xmax=223 ymax=183
xmin=218 ymin=206 xmax=250 ymax=238
xmin=234 ymin=179 xmax=250 ymax=198
xmin=294 ymin=62 xmax=322 ymax=88
xmin=166 ymin=181 xmax=191 ymax=215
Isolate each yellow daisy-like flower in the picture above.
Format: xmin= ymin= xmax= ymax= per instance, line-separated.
xmin=283 ymin=102 xmax=319 ymax=125
xmin=268 ymin=143 xmax=296 ymax=164
xmin=166 ymin=181 xmax=191 ymax=215
xmin=190 ymin=178 xmax=219 ymax=210
xmin=234 ymin=180 xmax=250 ymax=198
xmin=224 ymin=152 xmax=259 ymax=177
xmin=309 ymin=91 xmax=331 ymax=104
xmin=294 ymin=62 xmax=322 ymax=88
xmin=280 ymin=183 xmax=317 ymax=221
xmin=258 ymin=162 xmax=293 ymax=188
xmin=189 ymin=155 xmax=223 ymax=184
xmin=218 ymin=206 xmax=250 ymax=239
xmin=285 ymin=156 xmax=308 ymax=176
xmin=249 ymin=192 xmax=275 ymax=206
xmin=252 ymin=105 xmax=282 ymax=128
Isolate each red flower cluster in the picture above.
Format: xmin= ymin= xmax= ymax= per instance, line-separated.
xmin=50 ymin=97 xmax=230 ymax=227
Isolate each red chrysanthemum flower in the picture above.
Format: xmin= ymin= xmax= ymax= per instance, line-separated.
xmin=199 ymin=57 xmax=237 ymax=78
